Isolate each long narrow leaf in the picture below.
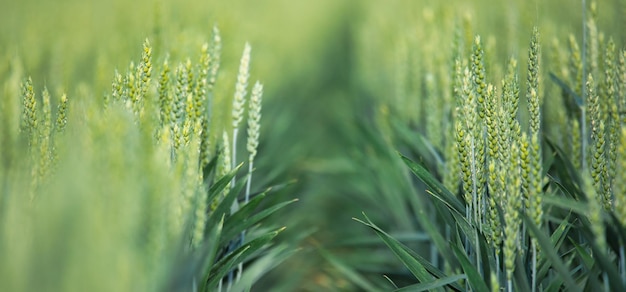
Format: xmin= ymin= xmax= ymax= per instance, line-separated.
xmin=206 ymin=173 xmax=248 ymax=238
xmin=545 ymin=138 xmax=584 ymax=199
xmin=394 ymin=274 xmax=467 ymax=292
xmin=205 ymin=227 xmax=285 ymax=289
xmin=400 ymin=153 xmax=465 ymax=214
xmin=221 ymin=192 xmax=267 ymax=244
xmin=543 ymin=195 xmax=589 ymax=215
xmin=537 ymin=215 xmax=573 ymax=280
xmin=201 ymin=214 xmax=225 ymax=278
xmin=583 ymin=228 xmax=626 ymax=291
xmin=608 ymin=213 xmax=626 ymax=254
xmin=405 ymin=187 xmax=459 ymax=275
xmin=392 ymin=118 xmax=444 ymax=168
xmin=571 ymin=241 xmax=595 ymax=269
xmin=450 ymin=243 xmax=489 ymax=292
xmin=355 ymin=214 xmax=463 ymax=291
xmin=228 ymin=244 xmax=297 ymax=292
xmin=355 ymin=213 xmax=434 ymax=283
xmin=206 ymin=163 xmax=244 ymax=206
xmin=221 ymin=199 xmax=298 ymax=246
xmin=549 ymin=72 xmax=583 ymax=107
xmin=523 ymin=215 xmax=581 ymax=292
xmin=202 ymin=154 xmax=220 ymax=184
xmin=513 ymin=251 xmax=532 ymax=292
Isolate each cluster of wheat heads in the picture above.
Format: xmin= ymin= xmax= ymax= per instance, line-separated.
xmin=354 ymin=1 xmax=626 ymax=291
xmin=0 ymin=27 xmax=294 ymax=292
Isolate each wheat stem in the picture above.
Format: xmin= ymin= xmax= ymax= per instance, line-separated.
xmin=582 ymin=0 xmax=588 ymax=172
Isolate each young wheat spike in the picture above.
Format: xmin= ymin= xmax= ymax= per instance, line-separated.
xmin=425 ymin=71 xmax=443 ymax=150
xmin=569 ymin=34 xmax=583 ymax=96
xmin=184 ymin=59 xmax=194 ymax=108
xmin=615 ymin=127 xmax=626 ymax=227
xmin=484 ymin=84 xmax=501 ymax=251
xmin=587 ymin=1 xmax=599 ymax=79
xmin=199 ymin=27 xmax=222 ymax=170
xmin=211 ymin=131 xmax=232 ymax=212
xmin=246 ymin=81 xmax=263 ymax=202
xmin=135 ymin=38 xmax=152 ymax=116
xmin=141 ymin=38 xmax=153 ymax=84
xmin=456 ymin=121 xmax=471 ymax=208
xmin=124 ymin=62 xmax=137 ymax=111
xmin=587 ymin=75 xmax=609 ymax=207
xmin=619 ymin=51 xmax=626 ymax=121
xmin=529 ymin=132 xmax=543 ymax=227
xmin=208 ymin=25 xmax=222 ymax=91
xmin=232 ymin=43 xmax=251 ymax=130
xmin=182 ymin=116 xmax=192 ymax=147
xmin=20 ymin=77 xmax=37 ymax=147
xmin=185 ymin=93 xmax=195 ymax=126
xmin=471 ymin=35 xmax=487 ymax=119
xmin=38 ymin=87 xmax=53 ymax=181
xmin=456 ymin=67 xmax=477 ymax=216
xmin=110 ymin=70 xmax=124 ymax=105
xmin=55 ymin=94 xmax=68 ymax=133
xmin=173 ymin=63 xmax=188 ymax=125
xmin=564 ymin=37 xmax=582 ymax=168
xmin=487 ymin=160 xmax=502 ymax=252
xmin=602 ymin=38 xmax=618 ymax=210
xmin=195 ymin=43 xmax=210 ymax=121
xmin=527 ymin=27 xmax=541 ymax=135
xmin=570 ymin=118 xmax=582 ymax=170
xmin=525 ymin=32 xmax=544 ymax=291
xmin=231 ymin=42 xmax=252 ymax=184
xmin=186 ymin=134 xmax=205 ymax=249
xmin=40 ymin=87 xmax=52 ymax=145
xmin=199 ymin=117 xmax=212 ymax=170
xmin=517 ymin=130 xmax=531 ymax=278
xmin=443 ymin=57 xmax=463 ymax=194
xmin=158 ymin=58 xmax=172 ymax=126
xmin=504 ymin=141 xmax=522 ymax=292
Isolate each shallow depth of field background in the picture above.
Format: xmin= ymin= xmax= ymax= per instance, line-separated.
xmin=1 ymin=0 xmax=624 ymax=290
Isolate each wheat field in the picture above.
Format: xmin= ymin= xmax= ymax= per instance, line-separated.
xmin=1 ymin=0 xmax=625 ymax=291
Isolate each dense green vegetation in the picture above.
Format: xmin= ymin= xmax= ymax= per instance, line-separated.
xmin=2 ymin=0 xmax=626 ymax=291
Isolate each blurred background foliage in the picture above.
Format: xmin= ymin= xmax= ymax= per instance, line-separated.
xmin=1 ymin=0 xmax=625 ymax=291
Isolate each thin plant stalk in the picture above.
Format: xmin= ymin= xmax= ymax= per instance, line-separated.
xmin=532 ymin=241 xmax=538 ymax=292
xmin=496 ymin=252 xmax=501 ymax=285
xmin=224 ymin=42 xmax=251 ymax=290
xmin=619 ymin=244 xmax=626 ymax=283
xmin=470 ymin=139 xmax=482 ymax=276
xmin=582 ymin=0 xmax=587 ymax=171
xmin=245 ymin=162 xmax=253 ymax=204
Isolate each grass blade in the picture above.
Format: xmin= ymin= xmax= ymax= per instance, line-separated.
xmin=543 ymin=195 xmax=589 ymax=216
xmin=537 ymin=215 xmax=573 ymax=280
xmin=394 ymin=274 xmax=467 ymax=292
xmin=582 ymin=228 xmax=626 ymax=291
xmin=221 ymin=198 xmax=298 ymax=245
xmin=205 ymin=227 xmax=285 ymax=289
xmin=206 ymin=164 xmax=244 ymax=210
xmin=399 ymin=153 xmax=464 ymax=214
xmin=450 ymin=243 xmax=489 ymax=292
xmin=523 ymin=214 xmax=581 ymax=292
xmin=354 ymin=213 xmax=434 ymax=283
xmin=549 ymin=72 xmax=583 ymax=107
